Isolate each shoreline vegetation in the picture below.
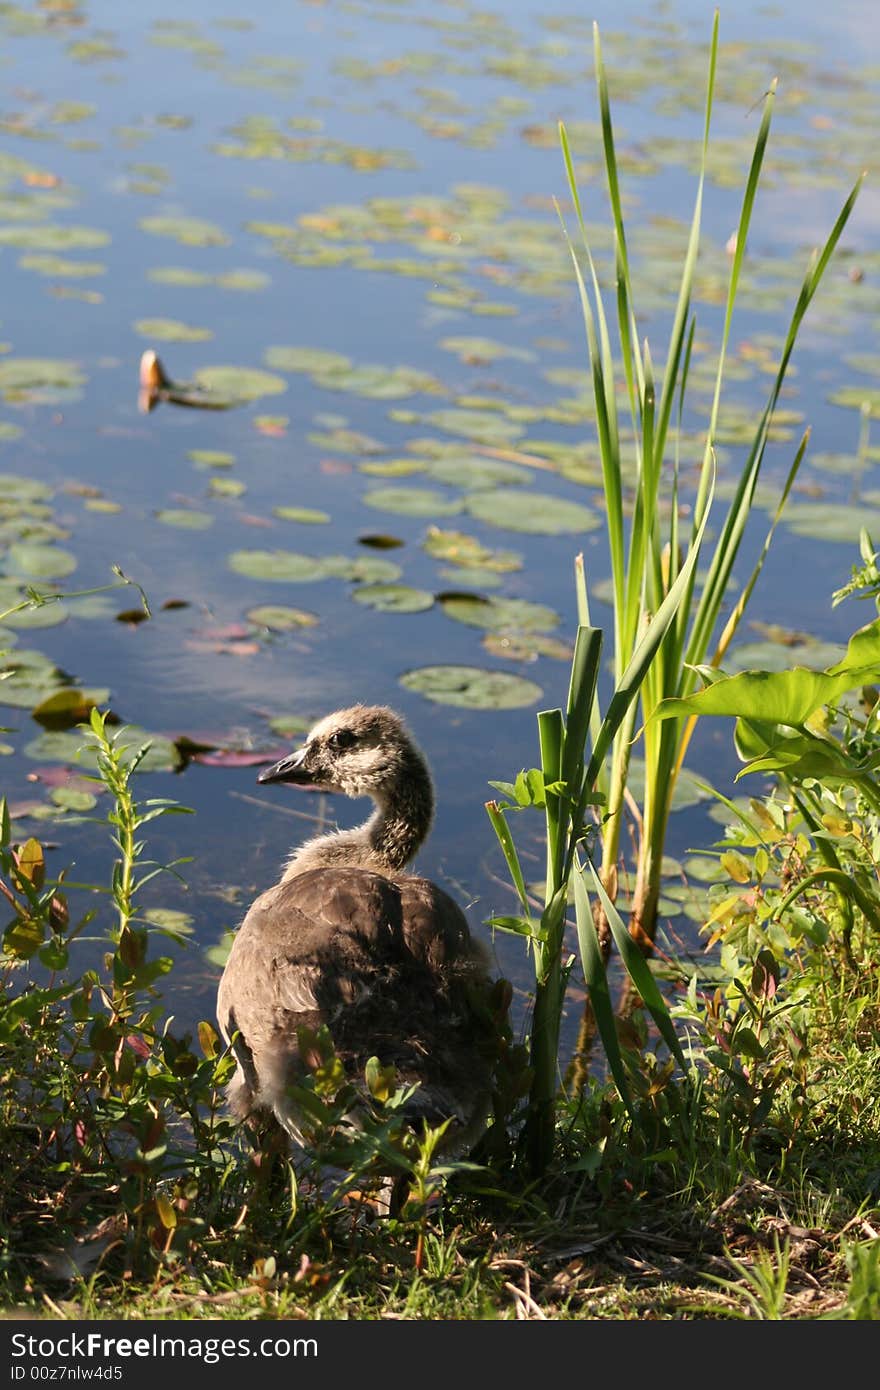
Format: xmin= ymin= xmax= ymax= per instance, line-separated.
xmin=1 ymin=15 xmax=878 ymax=1321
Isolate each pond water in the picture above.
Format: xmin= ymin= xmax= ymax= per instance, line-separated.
xmin=1 ymin=0 xmax=878 ymax=1058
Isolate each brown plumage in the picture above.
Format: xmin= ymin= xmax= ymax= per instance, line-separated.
xmin=216 ymin=705 xmax=500 ymax=1159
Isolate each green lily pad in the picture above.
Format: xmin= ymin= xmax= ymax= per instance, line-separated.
xmin=148 ymin=267 xmax=213 ymax=287
xmin=134 ymin=318 xmax=213 ymax=342
xmin=440 ymin=594 xmax=560 ymax=633
xmin=193 ymin=365 xmax=288 ymax=404
xmin=141 ymin=908 xmax=195 ymax=937
xmin=782 ymin=503 xmax=880 ymax=543
xmin=208 ymin=477 xmax=246 ymax=498
xmin=425 ymin=408 xmax=525 ymax=445
xmin=267 ymin=714 xmax=312 ymax=737
xmin=3 ymin=601 xmax=67 ymax=630
xmin=273 ymin=506 xmax=331 ymax=524
xmin=344 ymin=556 xmax=403 ymax=584
xmin=188 ymin=449 xmax=236 ymax=468
xmin=264 ymin=346 xmax=352 ymax=373
xmin=0 ymin=358 xmax=86 ymax=400
xmin=351 ymin=584 xmax=434 ymax=613
xmin=464 ymin=488 xmax=599 ymax=535
xmin=363 ymin=487 xmax=463 ymax=518
xmin=49 ymin=785 xmax=98 ymax=812
xmin=425 ymin=456 xmax=533 ymax=489
xmin=5 ymin=543 xmax=77 ymax=579
xmin=247 ymin=604 xmax=319 ymax=630
xmin=19 ymin=255 xmax=106 ymax=278
xmin=400 ymin=664 xmax=542 ymax=709
xmin=139 ymin=215 xmax=229 ymax=246
xmin=216 ymin=269 xmax=270 ymax=291
xmin=0 ymin=225 xmax=109 ymax=250
xmin=229 ymin=549 xmax=330 ymax=582
xmin=156 ymin=509 xmax=214 ymax=530
xmin=423 ymin=527 xmax=522 ymax=572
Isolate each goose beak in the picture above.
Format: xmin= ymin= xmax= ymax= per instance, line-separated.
xmin=257 ymin=747 xmax=311 ymax=785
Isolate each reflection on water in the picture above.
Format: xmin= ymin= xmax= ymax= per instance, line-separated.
xmin=0 ymin=0 xmax=877 ymax=1055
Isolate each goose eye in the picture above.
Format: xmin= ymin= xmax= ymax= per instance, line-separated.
xmin=328 ymin=729 xmax=356 ymax=751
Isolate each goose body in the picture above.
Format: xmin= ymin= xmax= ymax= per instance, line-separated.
xmin=216 ymin=705 xmax=500 ymax=1158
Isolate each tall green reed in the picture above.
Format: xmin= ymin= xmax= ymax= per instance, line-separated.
xmin=487 ymin=13 xmax=862 ymax=1173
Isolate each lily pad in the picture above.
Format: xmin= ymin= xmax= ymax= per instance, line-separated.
xmin=0 ymin=225 xmax=109 ymax=250
xmin=134 ymin=318 xmax=213 ymax=342
xmin=351 ymin=584 xmax=434 ymax=613
xmin=5 ymin=543 xmax=77 ymax=579
xmin=156 ymin=509 xmax=214 ymax=530
xmin=464 ymin=488 xmax=599 ymax=535
xmin=782 ymin=503 xmax=880 ymax=543
xmin=264 ymin=346 xmax=352 ymax=373
xmin=188 ymin=448 xmax=235 ymax=468
xmin=400 ymin=664 xmax=542 ymax=709
xmin=193 ymin=365 xmax=287 ymax=404
xmin=0 ymin=358 xmax=86 ymax=400
xmin=229 ymin=549 xmax=333 ymax=582
xmin=363 ymin=487 xmax=463 ymax=518
xmin=273 ymin=506 xmax=331 ymax=524
xmin=440 ymin=594 xmax=561 ymax=633
xmin=139 ymin=215 xmax=229 ymax=246
xmin=246 ymin=604 xmax=319 ymax=630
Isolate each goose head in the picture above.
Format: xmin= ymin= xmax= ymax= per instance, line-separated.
xmin=258 ymin=704 xmax=426 ymax=804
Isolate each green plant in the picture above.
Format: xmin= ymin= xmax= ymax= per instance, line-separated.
xmin=562 ymin=16 xmax=860 ymax=958
xmin=0 ymin=711 xmax=238 ymax=1280
xmin=486 ymin=14 xmax=861 ymax=1175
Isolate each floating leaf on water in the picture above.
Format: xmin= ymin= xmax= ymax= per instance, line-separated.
xmin=134 ymin=318 xmax=213 ymax=342
xmin=208 ymin=476 xmax=246 ymax=498
xmin=345 ymin=556 xmax=403 ymax=584
xmin=400 ymin=664 xmax=541 ymax=709
xmin=828 ymin=386 xmax=880 ymax=418
xmin=725 ymin=638 xmax=845 ymax=674
xmin=464 ymin=487 xmax=599 ymax=535
xmin=423 ymin=526 xmax=522 ymax=572
xmin=228 ymin=549 xmax=333 ymax=582
xmin=267 ymin=713 xmax=311 ymax=737
xmin=438 ymin=335 xmax=535 ymax=364
xmin=155 ymin=509 xmax=214 ymax=530
xmin=264 ymin=346 xmax=352 ymax=373
xmin=425 ymin=408 xmax=526 ymax=445
xmin=272 ymin=506 xmax=331 ymax=524
xmin=351 ymin=584 xmax=434 ymax=613
xmin=141 ymin=908 xmax=195 ymax=937
xmin=5 ymin=543 xmax=77 ymax=579
xmin=19 ymin=255 xmax=105 ymax=278
xmin=193 ymin=365 xmax=288 ymax=404
xmin=440 ymin=594 xmax=560 ymax=633
xmin=0 ymin=358 xmax=86 ymax=401
xmin=188 ymin=448 xmax=236 ymax=468
xmin=363 ymin=486 xmax=463 ymax=518
xmin=148 ymin=267 xmax=213 ymax=287
xmin=782 ymin=502 xmax=880 ymax=543
xmin=139 ymin=215 xmax=229 ymax=246
xmin=424 ymin=456 xmax=533 ymax=489
xmin=23 ymin=729 xmax=94 ymax=765
xmin=246 ymin=604 xmax=319 ymax=630
xmin=49 ymin=785 xmax=97 ymax=812
xmin=483 ymin=631 xmax=572 ymax=661
xmin=3 ymin=602 xmax=67 ymax=630
xmin=0 ymin=225 xmax=109 ymax=250
xmin=32 ymin=687 xmax=108 ymax=729
xmin=215 ymin=269 xmax=270 ymax=291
